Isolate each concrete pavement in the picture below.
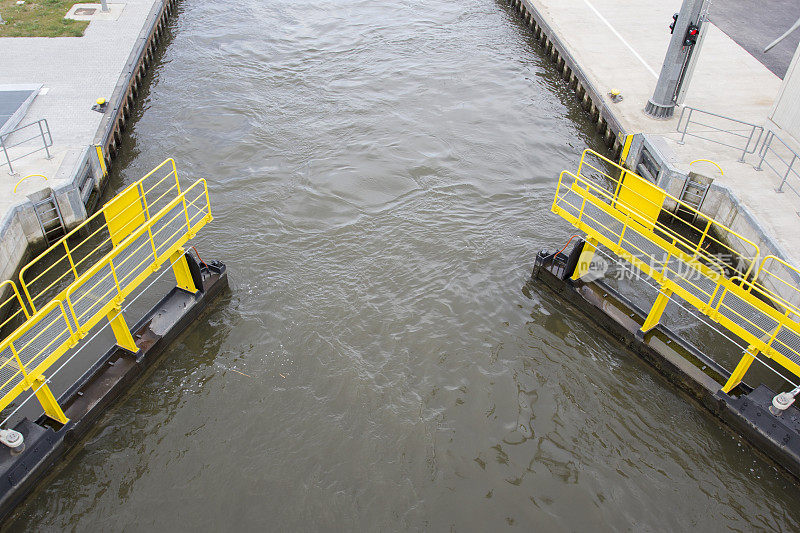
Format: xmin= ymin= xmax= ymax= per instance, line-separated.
xmin=0 ymin=0 xmax=166 ymax=281
xmin=0 ymin=0 xmax=157 ymax=197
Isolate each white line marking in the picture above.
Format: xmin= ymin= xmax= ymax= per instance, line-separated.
xmin=582 ymin=0 xmax=659 ymax=79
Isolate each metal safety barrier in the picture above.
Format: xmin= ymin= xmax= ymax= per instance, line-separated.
xmin=65 ymin=179 xmax=210 ymax=336
xmin=0 ymin=119 xmax=52 ymax=174
xmin=20 ymin=158 xmax=185 ymax=314
xmin=0 ymin=162 xmax=211 ymax=424
xmin=553 ymin=149 xmax=800 ymax=392
xmin=755 ymin=130 xmax=800 ymax=212
xmin=676 ymin=106 xmax=763 ymax=162
xmin=0 ymin=281 xmax=30 ymax=341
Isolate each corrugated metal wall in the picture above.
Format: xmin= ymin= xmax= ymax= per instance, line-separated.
xmin=771 ymin=45 xmax=800 ymax=146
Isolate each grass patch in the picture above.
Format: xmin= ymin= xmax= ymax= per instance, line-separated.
xmin=0 ymin=0 xmax=98 ymax=37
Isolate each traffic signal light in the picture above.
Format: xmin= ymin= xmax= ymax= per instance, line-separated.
xmin=685 ymin=24 xmax=700 ymax=46
xmin=669 ymin=13 xmax=679 ymax=34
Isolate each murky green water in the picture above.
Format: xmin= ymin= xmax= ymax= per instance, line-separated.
xmin=7 ymin=0 xmax=800 ymax=530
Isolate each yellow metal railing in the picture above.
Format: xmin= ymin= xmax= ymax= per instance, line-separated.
xmin=0 ymin=280 xmax=29 ymax=337
xmin=0 ymin=163 xmax=212 ymax=424
xmin=553 ymin=149 xmax=800 ymax=392
xmin=19 ymin=159 xmax=184 ymax=314
xmin=66 ymin=179 xmax=210 ymax=336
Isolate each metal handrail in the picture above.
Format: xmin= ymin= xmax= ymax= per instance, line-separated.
xmin=65 ymin=179 xmax=210 ymax=335
xmin=676 ymin=106 xmax=763 ymax=162
xmin=553 ymin=149 xmax=800 ymax=391
xmin=0 ymin=175 xmax=212 ymax=419
xmin=19 ymin=158 xmax=182 ymax=313
xmin=755 ymin=130 xmax=800 ymax=209
xmin=575 ymin=150 xmax=760 ymax=279
xmin=0 ymin=119 xmax=53 ymax=174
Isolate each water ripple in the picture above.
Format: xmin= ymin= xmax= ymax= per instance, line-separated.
xmin=8 ymin=0 xmax=800 ymax=530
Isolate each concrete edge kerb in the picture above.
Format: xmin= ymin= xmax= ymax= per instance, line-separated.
xmin=95 ymin=0 xmax=173 ymax=151
xmin=717 ymin=183 xmax=795 ymax=262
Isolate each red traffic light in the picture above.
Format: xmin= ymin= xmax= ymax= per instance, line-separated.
xmin=684 ymin=23 xmax=700 ymax=46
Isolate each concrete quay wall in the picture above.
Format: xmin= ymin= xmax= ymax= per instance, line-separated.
xmin=0 ymin=0 xmax=179 ymax=285
xmin=94 ymin=0 xmax=179 ymax=166
xmin=625 ymin=133 xmax=800 ymax=306
xmin=514 ymin=0 xmax=626 ymax=155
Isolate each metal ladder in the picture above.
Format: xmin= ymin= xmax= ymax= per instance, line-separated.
xmin=33 ymin=192 xmax=66 ymax=246
xmin=677 ymin=172 xmax=711 ymax=223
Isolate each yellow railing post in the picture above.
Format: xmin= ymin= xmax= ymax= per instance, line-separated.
xmin=171 ymin=160 xmax=181 ymax=194
xmin=32 ymin=375 xmax=69 ymax=424
xmin=138 ymin=182 xmax=159 ymax=259
xmin=570 ymin=237 xmax=599 ymax=281
xmin=619 ymin=134 xmax=634 ymax=167
xmin=106 ymin=305 xmax=139 ymax=353
xmin=64 ymin=240 xmax=79 ymax=282
xmin=170 ymin=248 xmax=198 ymax=293
xmin=95 ymin=145 xmax=107 ymax=177
xmin=721 ymin=345 xmax=758 ymax=394
xmin=694 ymin=219 xmax=712 ymax=256
xmin=10 ymin=343 xmax=68 ymax=424
xmin=640 ymin=286 xmax=673 ymax=335
xmin=180 ymin=192 xmax=192 ymax=235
